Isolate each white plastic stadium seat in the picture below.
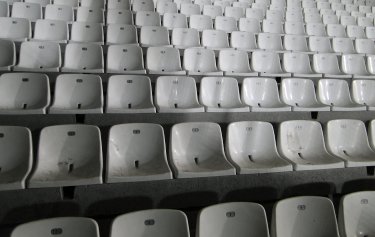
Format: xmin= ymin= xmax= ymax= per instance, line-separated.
xmin=171 ymin=28 xmax=200 ymax=50
xmin=325 ymin=120 xmax=375 ymax=167
xmin=106 ymin=9 xmax=133 ymax=25
xmin=189 ymin=14 xmax=213 ymax=32
xmin=283 ymin=35 xmax=309 ymax=52
xmin=49 ymin=74 xmax=103 ymax=114
xmin=14 ymin=41 xmax=61 ymax=72
xmin=76 ymin=7 xmax=104 ymax=23
xmin=251 ymin=51 xmax=291 ymax=77
xmin=0 ymin=73 xmax=50 ymax=114
xmin=135 ymin=11 xmax=161 ymax=27
xmin=313 ymin=53 xmax=351 ymax=78
xmin=155 ymin=76 xmax=204 ymax=113
xmin=0 ymin=39 xmax=15 ymax=70
xmin=33 ymin=19 xmax=69 ymax=43
xmin=242 ymin=77 xmax=290 ymax=112
xmin=281 ymin=78 xmax=329 ymax=111
xmin=339 ymin=191 xmax=375 ymax=237
xmin=341 ymin=54 xmax=372 ymax=79
xmin=183 ymin=47 xmax=222 ymax=76
xmin=272 ymin=196 xmax=340 ymax=237
xmin=169 ymin=122 xmax=236 ymax=178
xmin=352 ymin=80 xmax=375 ymax=110
xmin=140 ymin=26 xmax=170 ymax=47
xmin=226 ymin=121 xmax=292 ymax=174
xmin=11 ymin=2 xmax=41 ymax=22
xmin=238 ymin=18 xmax=261 ymax=33
xmin=107 ymin=45 xmax=146 ymax=74
xmin=0 ymin=126 xmax=32 ymax=191
xmin=163 ymin=13 xmax=187 ymax=30
xmin=62 ymin=43 xmax=104 ymax=73
xmin=146 ymin=47 xmax=185 ymax=75
xmin=0 ymin=17 xmax=31 ymax=41
xmin=200 ymin=77 xmax=249 ymax=112
xmin=11 ymin=217 xmax=100 ymax=237
xmin=277 ymin=120 xmax=344 ymax=170
xmin=197 ymin=202 xmax=270 ymax=237
xmin=106 ymin=123 xmax=172 ymax=182
xmin=106 ymin=24 xmax=138 ymax=45
xmin=230 ymin=31 xmax=257 ymax=51
xmin=28 ymin=125 xmax=103 ymax=188
xmin=332 ymin=37 xmax=356 ymax=54
xmin=283 ymin=52 xmax=322 ymax=78
xmin=309 ymin=36 xmax=334 ymax=53
xmin=218 ymin=49 xmax=257 ymax=77
xmin=111 ymin=210 xmax=189 ymax=237
xmin=44 ymin=4 xmax=74 ymax=22
xmin=106 ymin=75 xmax=156 ymax=113
xmin=318 ymin=79 xmax=365 ymax=111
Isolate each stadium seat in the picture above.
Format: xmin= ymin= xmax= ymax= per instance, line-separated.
xmin=70 ymin=22 xmax=104 ymax=44
xmin=33 ymin=19 xmax=68 ymax=43
xmin=163 ymin=13 xmax=188 ymax=29
xmin=183 ymin=47 xmax=222 ymax=76
xmin=155 ymin=76 xmax=204 ymax=112
xmin=226 ymin=122 xmax=292 ymax=174
xmin=180 ymin=3 xmax=200 ymax=17
xmin=106 ymin=9 xmax=133 ymax=24
xmin=284 ymin=21 xmax=306 ymax=35
xmin=106 ymin=75 xmax=156 ymax=113
xmin=111 ymin=210 xmax=190 ymax=237
xmin=346 ymin=4 xmax=358 ymax=12
xmin=358 ymin=16 xmax=373 ymax=27
xmin=11 ymin=217 xmax=100 ymax=237
xmin=327 ymin=24 xmax=347 ymax=37
xmin=44 ymin=4 xmax=74 ymax=22
xmin=257 ymin=33 xmax=284 ymax=51
xmin=0 ymin=1 xmax=9 ymax=17
xmin=218 ymin=49 xmax=257 ymax=76
xmin=49 ymin=74 xmax=103 ymax=114
xmin=14 ymin=41 xmax=61 ymax=72
xmin=245 ymin=7 xmax=264 ymax=20
xmin=251 ymin=51 xmax=291 ymax=77
xmin=238 ymin=18 xmax=261 ymax=33
xmin=106 ymin=24 xmax=138 ymax=45
xmin=272 ymin=196 xmax=340 ymax=237
xmin=225 ymin=6 xmax=245 ymax=20
xmin=346 ymin=25 xmax=366 ymax=39
xmin=283 ymin=52 xmax=321 ymax=78
xmin=107 ymin=45 xmax=146 ymax=74
xmin=174 ymin=0 xmax=192 ymax=10
xmin=169 ymin=122 xmax=236 ymax=178
xmin=76 ymin=7 xmax=104 ymax=23
xmin=318 ymin=79 xmax=365 ymax=110
xmin=359 ymin=5 xmax=372 ymax=13
xmin=53 ymin=0 xmax=78 ymax=8
xmin=281 ymin=78 xmax=329 ymax=111
xmin=11 ymin=2 xmax=41 ymax=22
xmin=336 ymin=10 xmax=350 ymax=18
xmin=195 ymin=0 xmax=211 ymax=11
xmin=366 ymin=27 xmax=375 ymax=40
xmin=203 ymin=5 xmax=222 ymax=19
xmin=340 ymin=15 xmax=356 ymax=26
xmin=0 ymin=73 xmax=50 ymax=114
xmin=106 ymin=123 xmax=172 ymax=182
xmin=285 ymin=10 xmax=304 ymax=22
xmin=230 ymin=31 xmax=257 ymax=51
xmin=132 ymin=0 xmax=155 ymax=12
xmin=317 ymin=1 xmax=330 ymax=9
xmin=146 ymin=46 xmax=185 ymax=75
xmin=262 ymin=19 xmax=283 ymax=34
xmin=156 ymin=1 xmax=177 ymax=14
xmin=140 ymin=26 xmax=170 ymax=47
xmin=266 ymin=9 xmax=284 ymax=21
xmin=309 ymin=36 xmax=334 ymax=53
xmin=172 ymin=28 xmax=200 ymax=50
xmin=331 ymin=2 xmax=345 ymax=11
xmin=355 ymin=38 xmax=375 ymax=55
xmin=197 ymin=202 xmax=270 ymax=237
xmin=189 ymin=14 xmax=213 ymax=31
xmin=215 ymin=16 xmax=238 ymax=33
xmin=200 ymin=77 xmax=249 ymax=112
xmin=306 ymin=23 xmax=327 ymax=36
xmin=304 ymin=13 xmax=322 ymax=23
xmin=367 ymin=55 xmax=375 ymax=75
xmin=278 ymin=121 xmax=344 ymax=170
xmin=80 ymin=0 xmax=105 ymax=9
xmin=135 ymin=11 xmax=161 ymax=27
xmin=62 ymin=43 xmax=104 ymax=73
xmin=283 ymin=35 xmax=309 ymax=52
xmin=325 ymin=120 xmax=375 ymax=167
xmin=242 ymin=77 xmax=290 ymax=112
xmin=0 ymin=17 xmax=31 ymax=41
xmin=352 ymin=80 xmax=375 ymax=110
xmin=0 ymin=39 xmax=15 ymax=70
xmin=341 ymin=54 xmax=372 ymax=78
xmin=338 ymin=191 xmax=375 ymax=237
xmin=28 ymin=124 xmax=103 ymax=188
xmin=0 ymin=126 xmax=32 ymax=191
xmin=323 ymin=14 xmax=339 ymax=24
xmin=332 ymin=37 xmax=356 ymax=54
xmin=108 ymin=0 xmax=130 ymax=9
xmin=201 ymin=29 xmax=229 ymax=51
xmin=313 ymin=53 xmax=351 ymax=78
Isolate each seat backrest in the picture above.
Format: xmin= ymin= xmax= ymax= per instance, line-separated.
xmin=183 ymin=47 xmax=217 ymax=73
xmin=146 ymin=47 xmax=182 ymax=72
xmin=106 ymin=24 xmax=137 ymax=45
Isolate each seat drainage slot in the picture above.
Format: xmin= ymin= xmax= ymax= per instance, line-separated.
xmin=77 ymin=103 xmax=81 ymax=109
xmin=248 ymin=155 xmax=254 ymax=162
xmin=134 ymin=160 xmax=139 ymax=169
xmin=22 ymin=103 xmax=27 ymax=109
xmin=174 ymin=103 xmax=178 ymax=108
xmin=194 ymin=157 xmax=199 ymax=165
xmin=128 ymin=103 xmax=132 ymax=109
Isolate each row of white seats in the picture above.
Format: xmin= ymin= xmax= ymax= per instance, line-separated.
xmin=2 ymin=119 xmax=375 ymax=190
xmin=9 ymin=193 xmax=375 ymax=237
xmin=3 ymin=73 xmax=375 ymax=114
xmin=6 ymin=42 xmax=375 ymax=79
xmin=0 ymin=0 xmax=107 ymax=9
